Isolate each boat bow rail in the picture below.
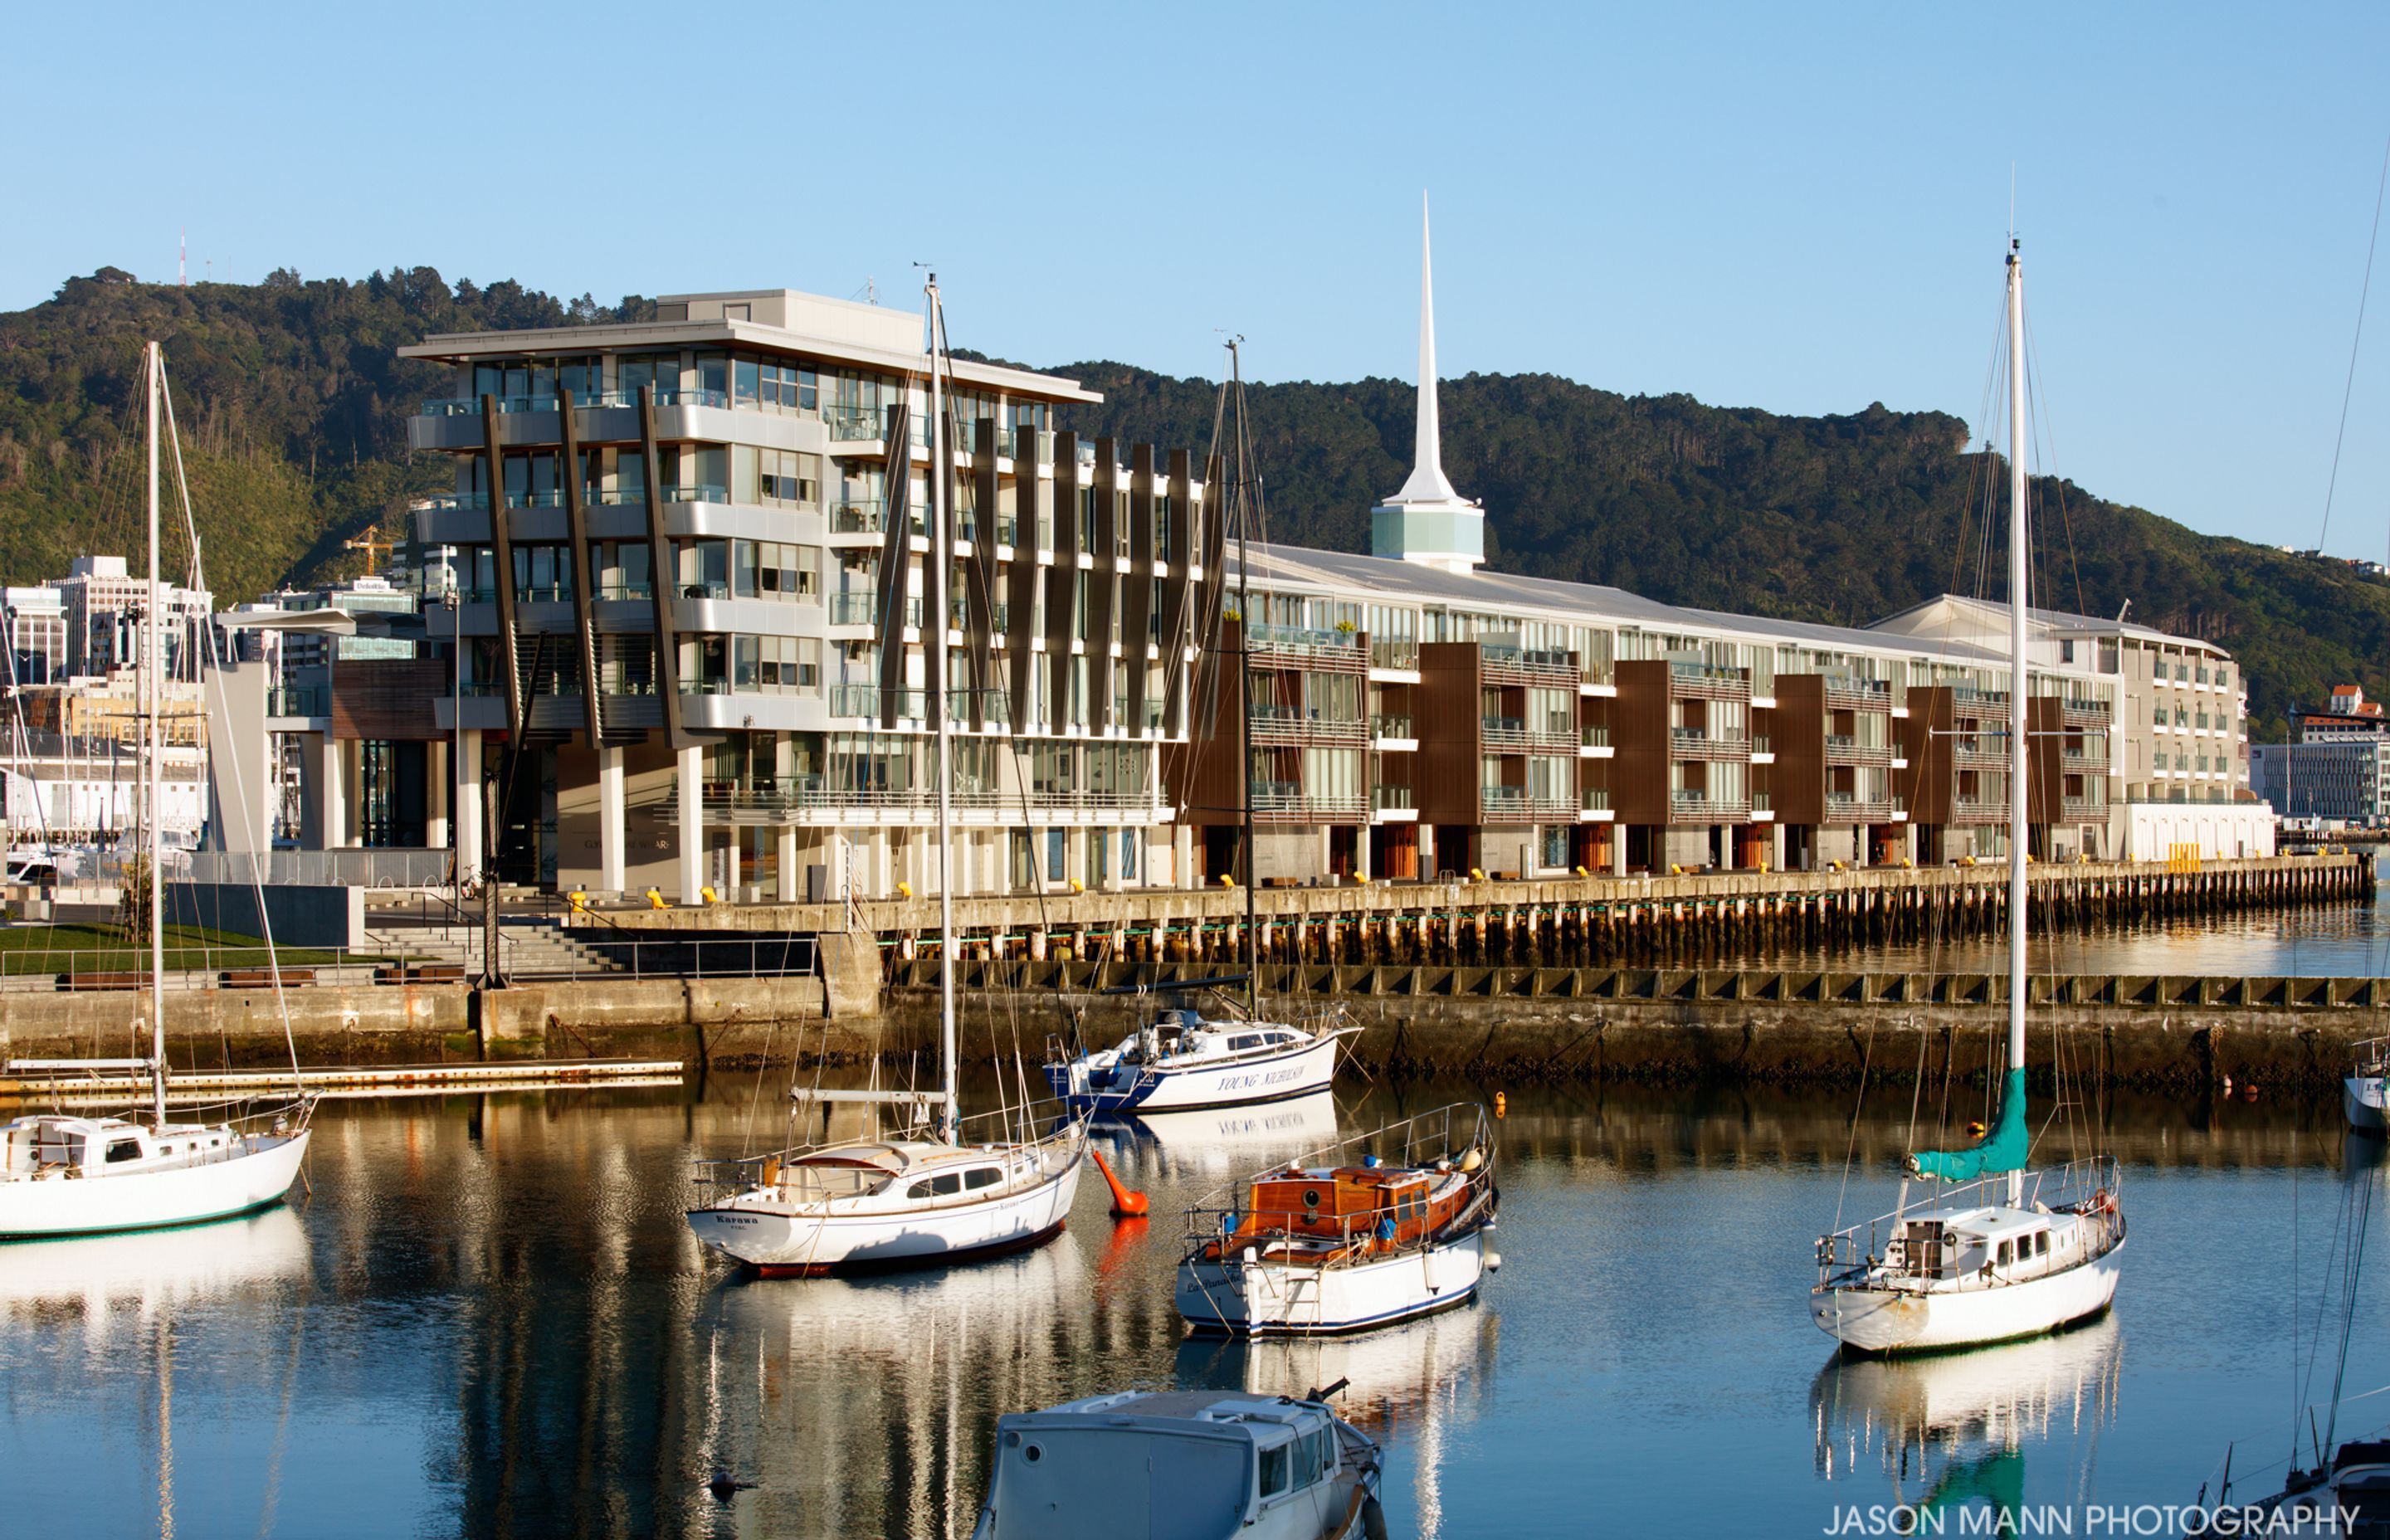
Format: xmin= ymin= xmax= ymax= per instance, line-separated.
xmin=1814 ymin=1154 xmax=2123 ymax=1292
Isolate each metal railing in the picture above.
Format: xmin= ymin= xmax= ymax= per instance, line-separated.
xmin=1816 ymin=1157 xmax=2120 ymax=1294
xmin=187 ymin=849 xmax=456 ymax=889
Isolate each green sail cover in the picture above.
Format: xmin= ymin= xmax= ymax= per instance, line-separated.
xmin=1908 ymin=1068 xmax=2029 ymax=1181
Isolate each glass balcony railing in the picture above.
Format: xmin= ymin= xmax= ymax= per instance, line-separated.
xmin=1374 ymin=785 xmax=1415 ymax=810
xmin=832 ymin=500 xmax=885 ymax=534
xmin=1372 ymin=714 xmax=1414 ymax=740
xmin=267 ymin=685 xmax=327 ymax=716
xmin=1581 ymin=724 xmax=1611 ymax=747
xmin=514 ymin=581 xmax=573 ymax=604
xmin=1580 ymin=787 xmax=1612 ymax=811
xmin=1370 ymin=639 xmax=1419 ymax=670
xmin=677 ymin=581 xmax=731 ymax=602
xmin=830 ymin=592 xmax=878 ymax=626
xmin=825 ymin=406 xmax=884 ymax=441
xmin=594 ymin=580 xmax=653 ymax=602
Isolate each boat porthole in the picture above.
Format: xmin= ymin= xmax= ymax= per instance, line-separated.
xmin=1024 ymin=1445 xmax=1042 ymax=1463
xmin=1303 ymin=1189 xmax=1321 ymax=1209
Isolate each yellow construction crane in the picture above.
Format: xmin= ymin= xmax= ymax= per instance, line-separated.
xmin=344 ymin=526 xmax=398 ymax=570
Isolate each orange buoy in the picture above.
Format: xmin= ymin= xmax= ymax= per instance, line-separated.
xmin=1494 ymin=1091 xmax=1507 ymax=1118
xmin=1090 ymin=1148 xmax=1149 ymax=1218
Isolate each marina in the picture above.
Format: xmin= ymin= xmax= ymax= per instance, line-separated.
xmin=1 ymin=1073 xmax=2381 ymax=1537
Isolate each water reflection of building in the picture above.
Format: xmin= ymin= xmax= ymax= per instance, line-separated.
xmin=1178 ymin=1306 xmax=1499 ymax=1540
xmin=1812 ymin=1313 xmax=2124 ymax=1518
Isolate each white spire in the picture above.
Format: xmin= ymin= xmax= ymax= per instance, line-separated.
xmin=1393 ymin=194 xmax=1461 ymax=505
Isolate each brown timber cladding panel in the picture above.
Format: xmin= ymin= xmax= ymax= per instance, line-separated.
xmin=331 ymin=660 xmax=453 ymax=741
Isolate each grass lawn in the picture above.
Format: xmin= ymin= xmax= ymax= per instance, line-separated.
xmin=0 ymin=923 xmax=367 ymax=976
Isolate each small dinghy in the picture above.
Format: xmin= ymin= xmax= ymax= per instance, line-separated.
xmin=969 ymin=1386 xmax=1385 ymax=1540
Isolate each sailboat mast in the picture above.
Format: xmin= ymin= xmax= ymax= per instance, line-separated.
xmin=1229 ymin=342 xmax=1257 ymax=1016
xmin=2003 ymin=242 xmax=2029 ymax=1199
xmin=926 ymin=279 xmax=958 ymax=1142
xmin=145 ymin=340 xmax=167 ymax=1131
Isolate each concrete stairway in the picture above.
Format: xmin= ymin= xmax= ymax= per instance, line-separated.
xmin=363 ymin=915 xmax=624 ymax=979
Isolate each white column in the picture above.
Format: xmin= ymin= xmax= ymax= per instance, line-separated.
xmin=322 ymin=736 xmax=348 ymax=850
xmin=425 ymin=740 xmax=450 ymax=853
xmin=455 ymin=729 xmax=484 ymax=880
xmin=724 ymin=825 xmax=743 ymax=895
xmin=677 ymin=743 xmax=703 ymax=901
xmin=1607 ymin=825 xmax=1627 ymax=877
xmin=1358 ymin=824 xmax=1374 ymax=882
xmin=1173 ymin=823 xmax=1194 ymax=889
xmin=598 ymin=745 xmax=626 ymax=894
xmin=777 ymin=825 xmax=798 ymax=902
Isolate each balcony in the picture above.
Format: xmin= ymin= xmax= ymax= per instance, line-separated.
xmin=2062 ymin=746 xmax=2110 ymax=771
xmin=1669 ymin=788 xmax=1750 ymax=822
xmin=1479 ymin=716 xmax=1573 ymax=752
xmin=825 ymin=406 xmax=885 ymax=442
xmin=1823 ymin=675 xmax=1895 ymax=711
xmin=1667 ymin=661 xmax=1750 ymax=701
xmin=1480 ymin=786 xmax=1577 ymax=824
xmin=1370 ymin=639 xmax=1420 ymax=672
xmin=1824 ymin=733 xmax=1892 ymax=766
xmin=1371 ymin=714 xmax=1416 ymax=745
xmin=1248 ymin=704 xmax=1366 ymax=746
xmin=1246 ymin=623 xmax=1368 ymax=673
xmin=1480 ymin=642 xmax=1576 ymax=687
xmin=1949 ymin=686 xmax=2010 ymax=719
xmin=1580 ymin=786 xmax=1612 ymax=811
xmin=1670 ymin=726 xmax=1750 ymax=761
xmin=829 ymin=685 xmax=927 ymax=720
xmin=831 ymin=500 xmax=887 ymax=535
xmin=1823 ymin=792 xmax=1900 ymax=821
xmin=1251 ymin=780 xmax=1368 ymax=824
xmin=1373 ymin=784 xmax=1415 ymax=811
xmin=1953 ymin=797 xmax=2011 ymax=824
xmin=2061 ymin=698 xmax=2110 ymax=728
xmin=1953 ymin=736 xmax=2008 ymax=768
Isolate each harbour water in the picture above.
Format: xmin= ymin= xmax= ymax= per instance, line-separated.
xmin=2 ymin=1070 xmax=2384 ymax=1538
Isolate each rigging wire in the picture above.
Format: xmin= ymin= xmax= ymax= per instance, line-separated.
xmin=2316 ymin=129 xmax=2390 ymax=555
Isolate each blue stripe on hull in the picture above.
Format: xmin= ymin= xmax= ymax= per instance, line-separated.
xmin=1178 ymin=1284 xmax=1480 ymax=1338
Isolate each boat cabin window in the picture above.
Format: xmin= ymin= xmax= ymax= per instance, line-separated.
xmin=963 ymin=1167 xmax=1002 ymax=1191
xmin=1230 ymin=1035 xmax=1261 ymax=1051
xmin=2034 ymin=1231 xmax=2049 ymax=1256
xmin=909 ymin=1172 xmax=965 ymax=1199
xmin=1997 ymin=1240 xmax=2013 ymax=1265
xmin=105 ymin=1138 xmax=143 ymax=1164
xmin=1258 ymin=1442 xmax=1290 ymax=1498
xmin=1295 ymin=1428 xmax=1329 ymax=1487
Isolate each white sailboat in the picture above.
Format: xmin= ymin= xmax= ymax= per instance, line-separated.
xmin=1176 ymin=1103 xmax=1499 ymax=1338
xmin=0 ymin=342 xmax=315 ymax=1240
xmin=685 ymin=276 xmax=1085 ymax=1274
xmin=1811 ymin=241 xmax=2126 ymax=1354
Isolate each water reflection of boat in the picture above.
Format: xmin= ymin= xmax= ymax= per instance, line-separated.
xmin=0 ymin=1203 xmax=310 ymax=1321
xmin=695 ymin=1234 xmax=1105 ymax=1533
xmin=1178 ymin=1306 xmax=1497 ymax=1539
xmin=1812 ymin=1313 xmax=2122 ymax=1511
xmin=1102 ymin=1092 xmax=1342 ymax=1169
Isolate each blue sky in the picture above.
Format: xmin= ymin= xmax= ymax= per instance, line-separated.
xmin=11 ymin=2 xmax=2390 ymax=556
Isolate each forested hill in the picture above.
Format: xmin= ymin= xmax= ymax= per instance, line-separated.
xmin=0 ymin=266 xmax=2378 ymax=736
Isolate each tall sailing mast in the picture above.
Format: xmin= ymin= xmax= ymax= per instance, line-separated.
xmin=144 ymin=340 xmax=168 ymax=1132
xmin=925 ymin=277 xmax=958 ymax=1143
xmin=1227 ymin=340 xmax=1259 ymax=1015
xmin=2002 ymin=242 xmax=2029 ymax=1209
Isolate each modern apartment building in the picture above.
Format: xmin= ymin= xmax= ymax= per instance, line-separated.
xmin=2252 ymin=740 xmax=2390 ymax=827
xmin=397 ymin=288 xmax=1217 ymax=899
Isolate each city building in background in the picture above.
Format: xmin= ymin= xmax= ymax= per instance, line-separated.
xmin=2252 ymin=739 xmax=2390 ymax=828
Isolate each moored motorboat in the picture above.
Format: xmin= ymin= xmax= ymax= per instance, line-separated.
xmin=1177 ymin=1103 xmax=1497 ymax=1338
xmin=969 ymin=1387 xmax=1385 ymax=1540
xmin=1048 ymin=982 xmax=1356 ymax=1115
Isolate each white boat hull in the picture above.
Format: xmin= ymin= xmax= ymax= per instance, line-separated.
xmin=1056 ymin=1032 xmax=1344 ymax=1115
xmin=688 ymin=1154 xmax=1084 ymax=1274
xmin=1812 ymin=1240 xmax=2124 ymax=1354
xmin=2346 ymin=1075 xmax=2388 ymax=1133
xmin=1178 ymin=1227 xmax=1485 ymax=1338
xmin=0 ymin=1130 xmax=311 ymax=1240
